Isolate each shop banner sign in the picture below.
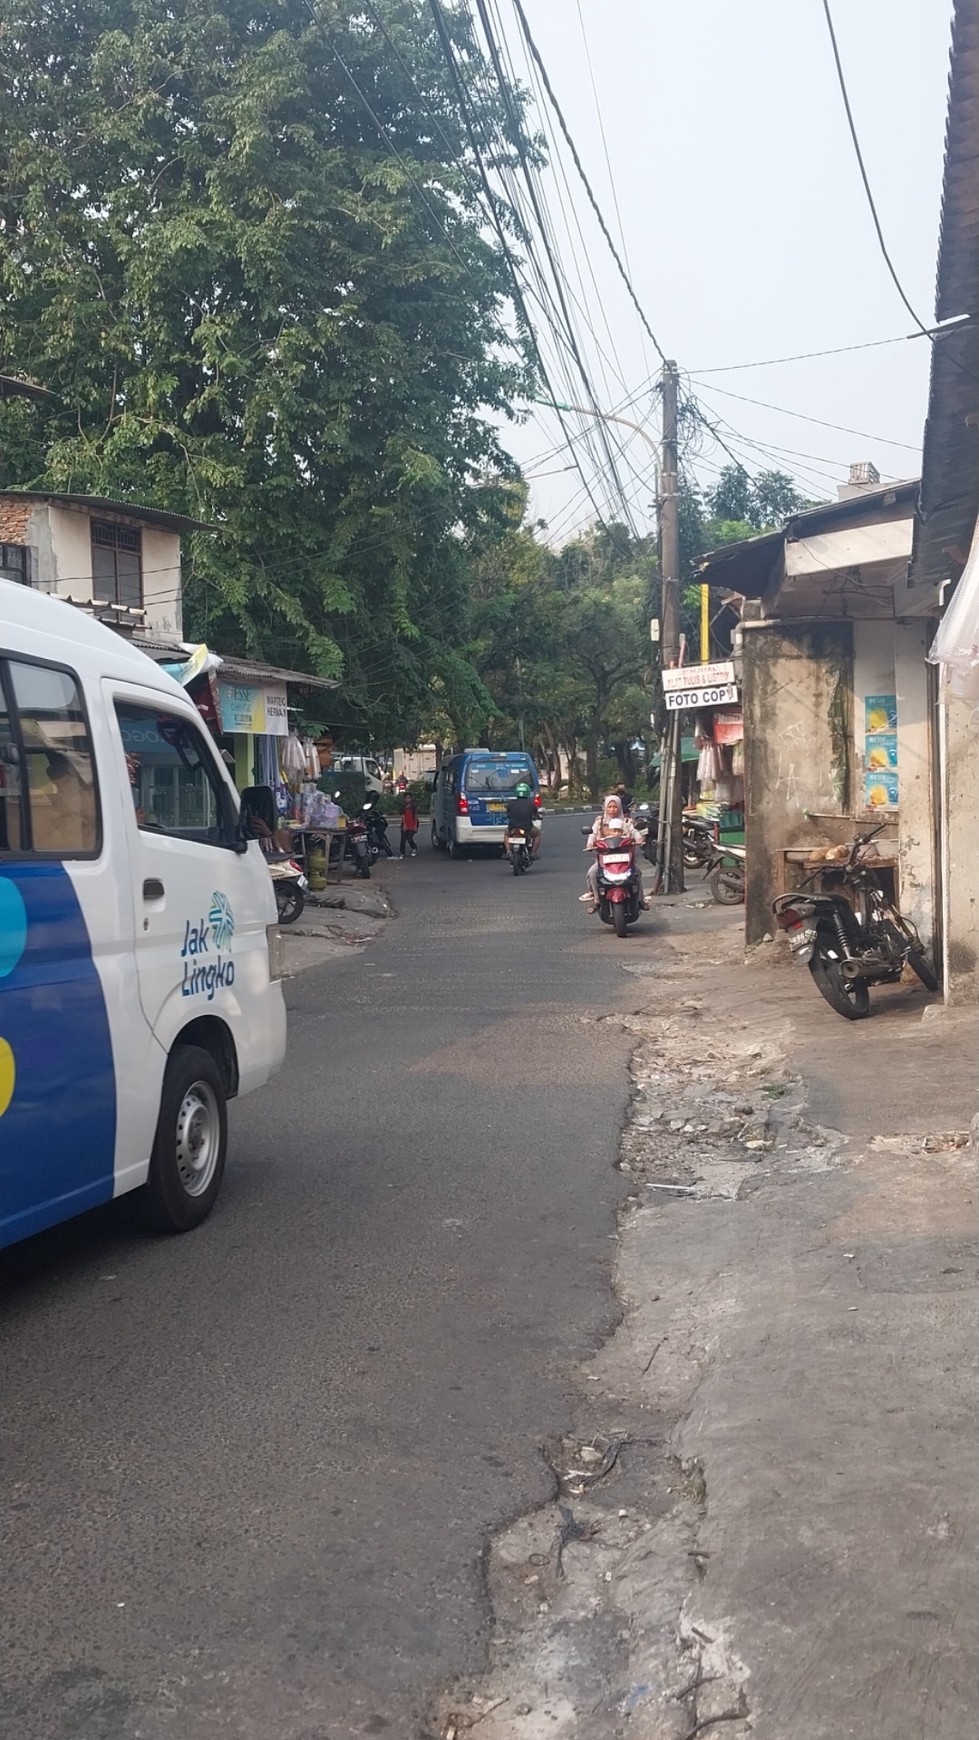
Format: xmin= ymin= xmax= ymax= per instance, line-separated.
xmin=665 ymin=681 xmax=738 ymax=712
xmin=662 ymin=660 xmax=735 ymax=693
xmin=864 ymin=693 xmax=898 ymax=809
xmin=218 ymin=680 xmax=289 ymax=736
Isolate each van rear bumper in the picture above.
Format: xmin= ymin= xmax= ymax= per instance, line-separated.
xmin=455 ymin=818 xmax=507 ymax=847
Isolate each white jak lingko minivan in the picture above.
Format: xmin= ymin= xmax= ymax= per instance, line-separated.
xmin=0 ymin=581 xmax=287 ymax=1248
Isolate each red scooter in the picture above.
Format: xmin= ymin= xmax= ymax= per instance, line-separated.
xmin=582 ymin=827 xmax=644 ymax=938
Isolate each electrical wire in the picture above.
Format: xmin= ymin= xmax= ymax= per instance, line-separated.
xmin=508 ymin=0 xmax=667 ymax=365
xmin=425 ymin=0 xmax=632 ymax=542
xmin=820 ymin=0 xmax=931 ymax=338
xmin=686 ymin=378 xmax=922 ymax=453
xmin=469 ymin=0 xmax=642 ymax=538
xmin=691 ymin=331 xmax=916 ymax=374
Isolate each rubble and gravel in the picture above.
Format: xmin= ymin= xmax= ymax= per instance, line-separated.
xmin=427 ymin=918 xmax=977 ymax=1740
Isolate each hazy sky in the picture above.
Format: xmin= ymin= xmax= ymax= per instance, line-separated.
xmin=490 ymin=0 xmax=955 ymax=542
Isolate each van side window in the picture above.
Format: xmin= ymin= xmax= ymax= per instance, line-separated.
xmin=1 ymin=660 xmax=100 ymax=857
xmin=0 ymin=686 xmax=25 ymax=853
xmin=116 ymin=703 xmax=235 ymax=847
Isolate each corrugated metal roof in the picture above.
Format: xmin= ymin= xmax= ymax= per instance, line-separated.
xmin=0 ymin=490 xmax=214 ymax=535
xmin=697 ymin=482 xmax=919 ymax=599
xmin=935 ymin=0 xmax=979 ymax=323
xmin=0 ymin=375 xmax=56 ymax=402
xmin=135 ymin=637 xmax=339 ymax=691
xmin=909 ymin=0 xmax=979 ymax=597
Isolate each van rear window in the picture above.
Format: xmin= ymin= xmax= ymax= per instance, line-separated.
xmin=0 ymin=658 xmax=100 ymax=857
xmin=464 ymin=757 xmax=535 ymax=794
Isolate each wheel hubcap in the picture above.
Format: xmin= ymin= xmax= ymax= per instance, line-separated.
xmin=174 ymin=1081 xmax=220 ymax=1197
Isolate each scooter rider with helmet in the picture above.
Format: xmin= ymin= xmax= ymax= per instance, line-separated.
xmin=504 ymin=781 xmax=542 ymax=858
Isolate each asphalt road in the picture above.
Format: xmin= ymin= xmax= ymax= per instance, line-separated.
xmin=2 ymin=813 xmax=655 ymax=1740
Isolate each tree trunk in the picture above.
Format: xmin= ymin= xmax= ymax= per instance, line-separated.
xmin=585 ymin=732 xmax=600 ymax=805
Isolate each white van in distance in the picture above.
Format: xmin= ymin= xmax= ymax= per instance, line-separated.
xmin=0 ymin=581 xmax=286 ymax=1248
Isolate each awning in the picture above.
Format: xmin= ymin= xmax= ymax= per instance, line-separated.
xmin=135 ymin=637 xmax=338 ymax=691
xmin=651 ymin=736 xmax=698 ymax=768
xmin=928 ymin=511 xmax=979 ymax=702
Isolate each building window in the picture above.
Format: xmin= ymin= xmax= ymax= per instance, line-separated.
xmin=91 ymin=519 xmax=142 ymax=608
xmin=0 ymin=543 xmax=30 ymax=586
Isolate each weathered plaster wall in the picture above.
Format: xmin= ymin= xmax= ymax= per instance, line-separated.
xmin=742 ymin=621 xmax=853 ymax=945
xmin=141 ymin=527 xmax=183 ymax=638
xmin=47 ymin=505 xmax=92 ymax=598
xmin=852 ymin=618 xmax=895 ymax=817
xmin=942 ymin=690 xmax=978 ymax=1002
xmin=893 ymin=622 xmax=936 ymax=957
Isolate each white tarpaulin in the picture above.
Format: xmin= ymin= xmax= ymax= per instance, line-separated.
xmin=929 ymin=514 xmax=979 ymax=703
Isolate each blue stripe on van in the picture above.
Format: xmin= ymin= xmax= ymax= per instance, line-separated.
xmin=0 ymin=865 xmax=117 ymax=1246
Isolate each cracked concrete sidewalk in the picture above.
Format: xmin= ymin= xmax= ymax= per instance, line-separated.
xmin=430 ymin=916 xmax=977 ymax=1740
xmin=279 ymin=880 xmax=395 ymax=973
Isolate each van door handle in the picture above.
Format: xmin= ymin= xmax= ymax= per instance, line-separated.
xmin=143 ymin=878 xmax=165 ymax=901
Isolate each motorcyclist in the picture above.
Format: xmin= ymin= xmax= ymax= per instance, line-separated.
xmin=580 ymin=793 xmax=647 ymax=911
xmin=504 ymin=781 xmax=541 ymax=858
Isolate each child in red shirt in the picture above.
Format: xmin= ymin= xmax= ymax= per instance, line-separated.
xmin=399 ymin=796 xmax=419 ymax=858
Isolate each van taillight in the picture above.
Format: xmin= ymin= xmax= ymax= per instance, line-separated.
xmin=533 ymin=792 xmax=542 ymax=810
xmin=456 ymin=793 xmax=469 ymax=815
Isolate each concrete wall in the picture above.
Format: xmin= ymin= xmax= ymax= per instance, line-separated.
xmin=941 ymin=688 xmax=979 ymax=1002
xmin=893 ymin=621 xmax=936 ymax=956
xmin=140 ymin=526 xmax=183 ymax=638
xmin=852 ymin=618 xmax=895 ymax=816
xmin=46 ymin=505 xmax=91 ymax=599
xmin=742 ymin=621 xmax=854 ymax=944
xmin=1 ymin=500 xmax=183 ymax=637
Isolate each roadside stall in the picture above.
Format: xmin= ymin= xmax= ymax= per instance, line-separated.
xmin=662 ymin=661 xmax=745 ymax=843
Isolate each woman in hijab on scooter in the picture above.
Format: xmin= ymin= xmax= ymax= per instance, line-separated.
xmin=580 ymin=794 xmax=647 ymax=912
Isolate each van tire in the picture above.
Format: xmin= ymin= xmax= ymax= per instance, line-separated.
xmin=448 ymin=837 xmax=464 ymax=860
xmin=141 ymin=1046 xmax=228 ymax=1233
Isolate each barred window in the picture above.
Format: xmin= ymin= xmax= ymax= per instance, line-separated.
xmin=91 ymin=520 xmax=142 ymax=608
xmin=0 ymin=543 xmax=30 ymax=586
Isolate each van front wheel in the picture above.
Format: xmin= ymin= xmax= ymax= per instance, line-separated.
xmin=141 ymin=1045 xmax=228 ymax=1233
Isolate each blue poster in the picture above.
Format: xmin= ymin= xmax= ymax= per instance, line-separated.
xmin=865 ymin=694 xmax=897 ymax=734
xmin=865 ymin=768 xmax=899 ymax=810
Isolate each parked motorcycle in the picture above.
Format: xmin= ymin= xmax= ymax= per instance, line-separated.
xmin=682 ymin=814 xmax=717 ymax=871
xmin=362 ymin=800 xmax=394 ymax=862
xmin=507 ymin=828 xmax=533 ymax=875
xmin=635 ymin=805 xmax=718 ymax=872
xmin=344 ymin=815 xmax=371 ymax=878
xmin=268 ymin=854 xmax=307 ymax=925
xmin=703 ymin=838 xmax=746 ymax=905
xmin=582 ymin=826 xmax=644 ymax=937
xmin=772 ymin=823 xmax=938 ymax=1020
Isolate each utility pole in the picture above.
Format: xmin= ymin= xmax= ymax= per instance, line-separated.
xmin=657 ymin=360 xmax=684 ymax=891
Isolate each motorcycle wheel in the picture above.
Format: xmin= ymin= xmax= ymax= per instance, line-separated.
xmin=708 ymin=864 xmax=745 ymax=905
xmin=808 ymin=947 xmax=870 ymax=1020
xmin=683 ymin=842 xmax=710 ymax=870
xmin=907 ymin=945 xmax=939 ymax=992
xmin=511 ymin=847 xmax=522 ymax=876
xmin=612 ymin=903 xmax=628 ymax=938
xmin=275 ymin=884 xmax=304 ymax=925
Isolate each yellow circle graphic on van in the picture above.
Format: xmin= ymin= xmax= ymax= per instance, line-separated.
xmin=0 ymin=1037 xmax=15 ymax=1118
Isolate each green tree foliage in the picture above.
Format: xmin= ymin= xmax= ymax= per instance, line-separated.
xmin=707 ymin=464 xmax=814 ymax=532
xmin=0 ymin=0 xmax=532 ymax=741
